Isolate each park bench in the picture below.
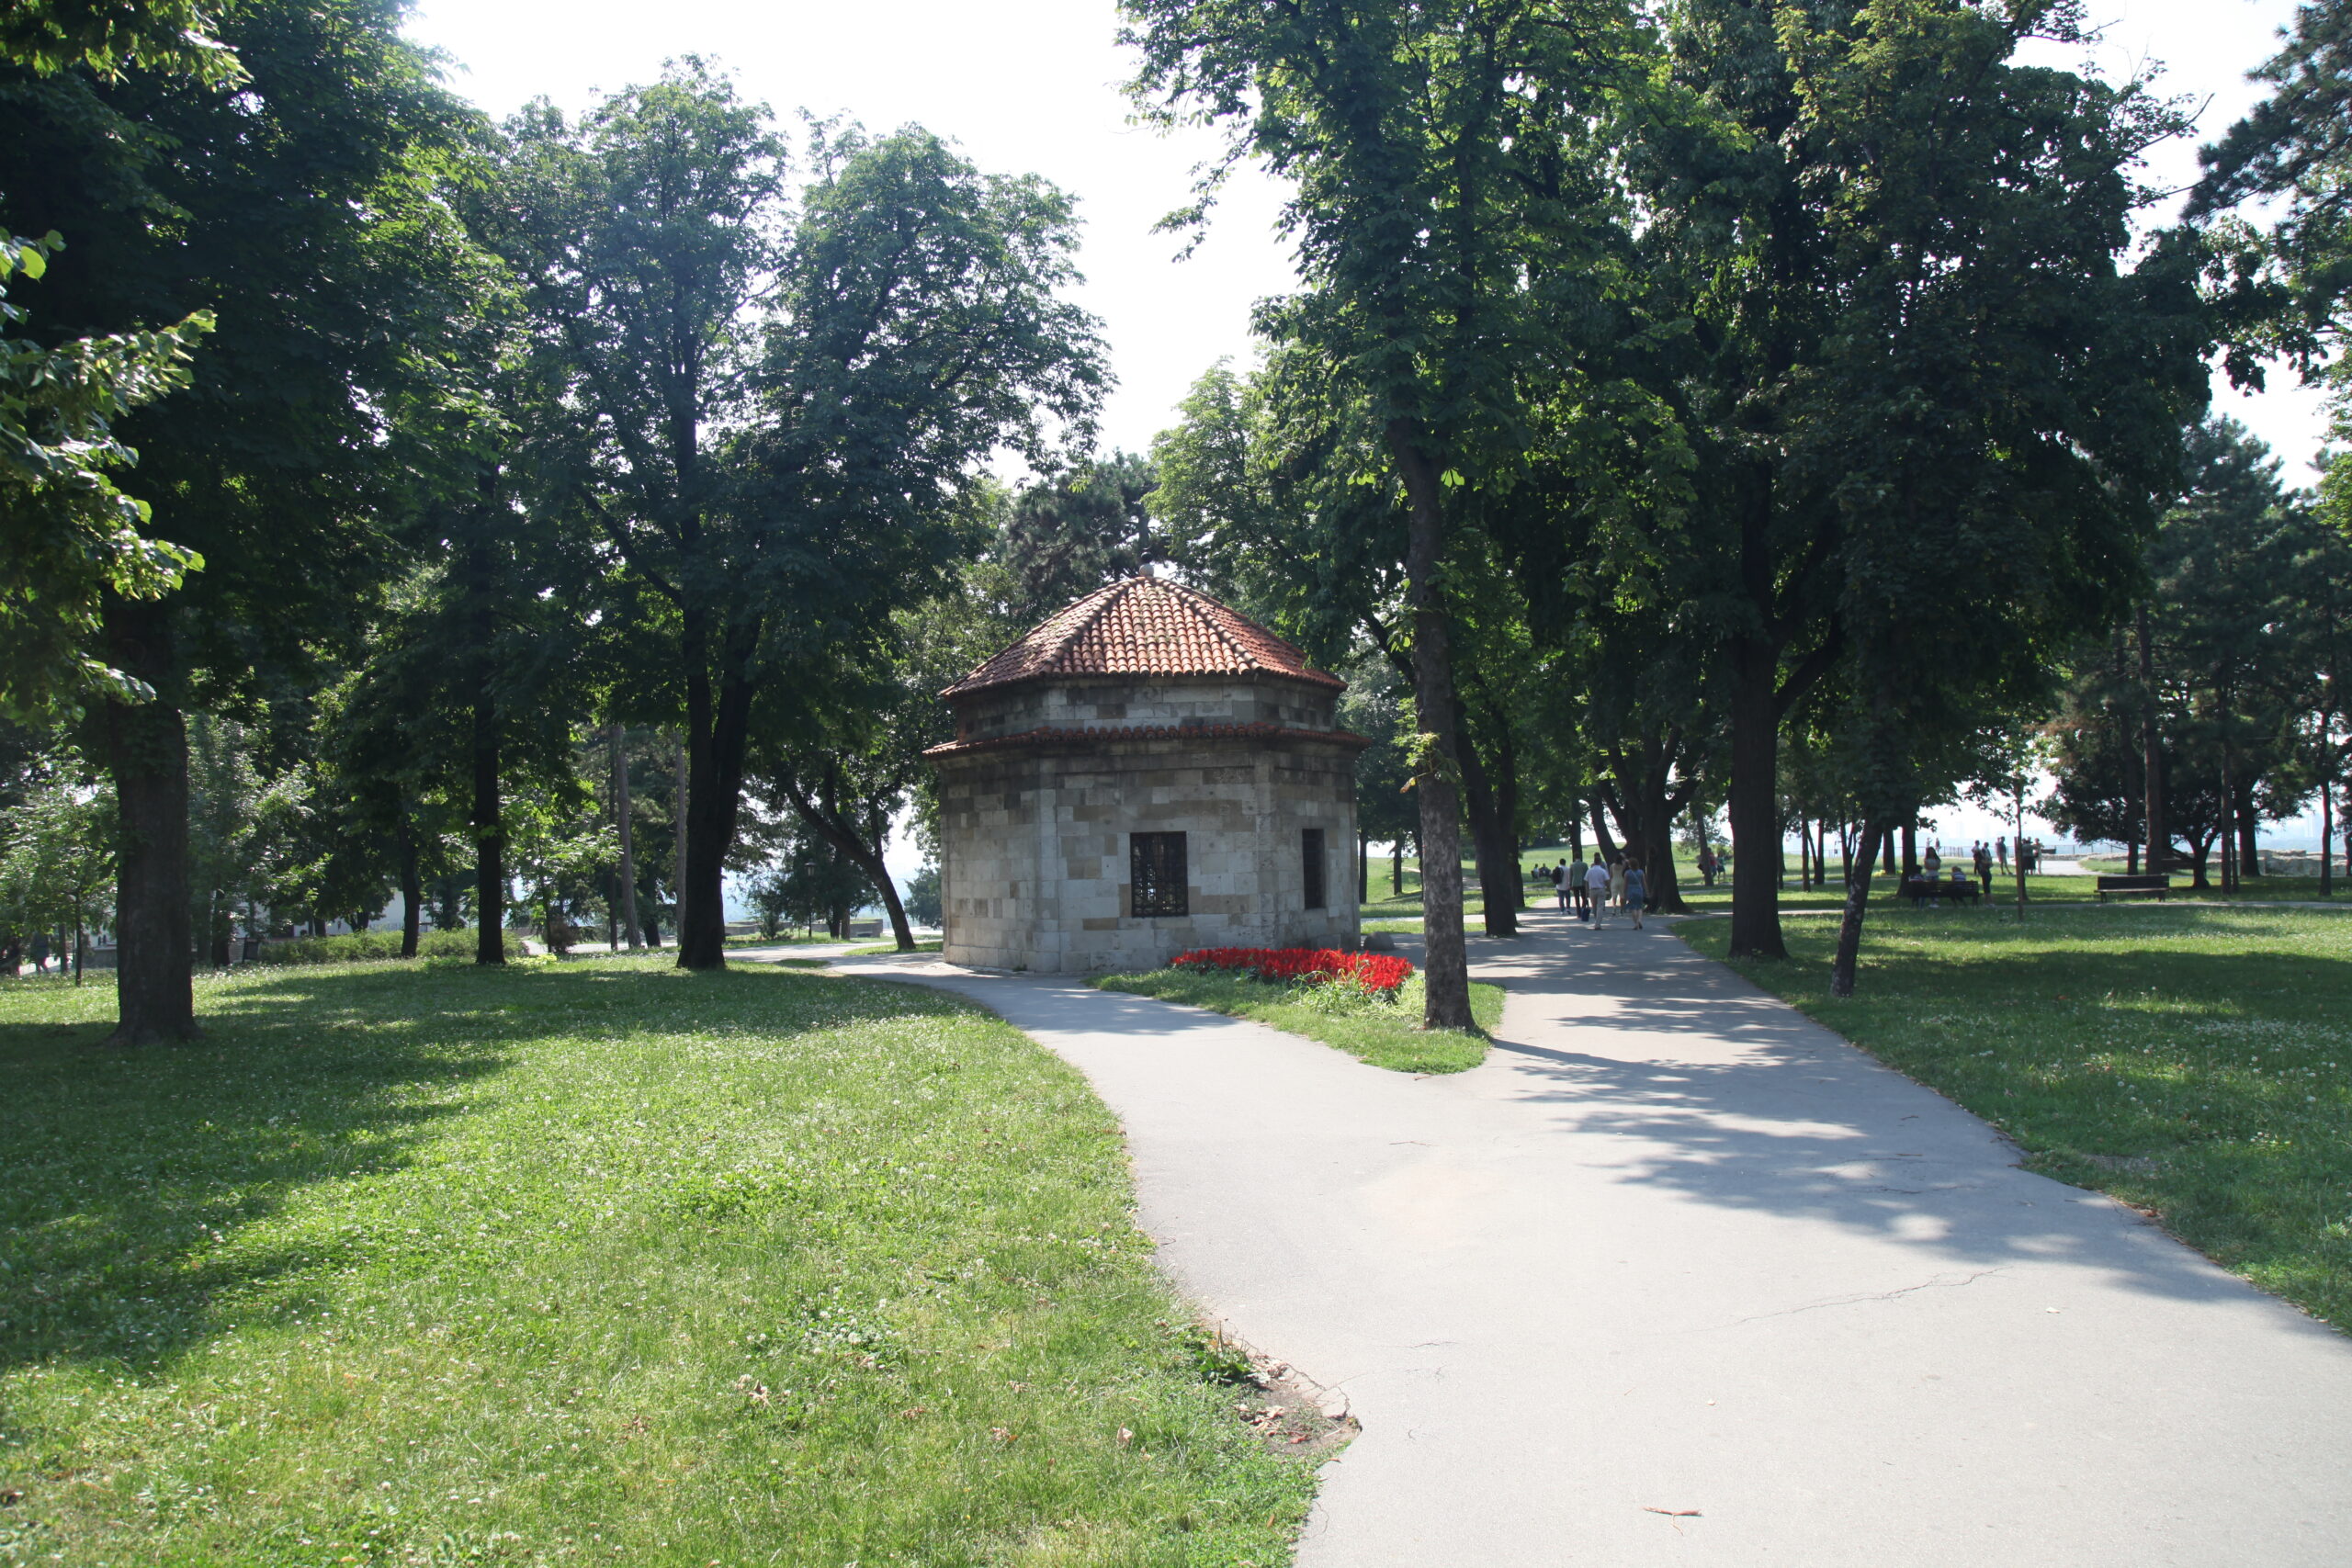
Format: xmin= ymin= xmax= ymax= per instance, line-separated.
xmin=1885 ymin=875 xmax=1982 ymax=908
xmin=2096 ymin=874 xmax=2171 ymax=902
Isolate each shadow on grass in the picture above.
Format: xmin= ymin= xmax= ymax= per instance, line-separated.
xmin=0 ymin=961 xmax=953 ymax=1378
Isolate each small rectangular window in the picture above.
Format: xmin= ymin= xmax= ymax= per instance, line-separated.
xmin=1130 ymin=832 xmax=1189 ymax=918
xmin=1302 ymin=827 xmax=1327 ymax=909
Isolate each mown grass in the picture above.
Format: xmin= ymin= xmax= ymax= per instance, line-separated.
xmin=1091 ymin=970 xmax=1504 ymax=1075
xmin=0 ymin=958 xmax=1316 ymax=1566
xmin=1679 ymin=908 xmax=2352 ymax=1330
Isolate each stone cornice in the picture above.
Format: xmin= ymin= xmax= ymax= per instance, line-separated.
xmin=924 ymin=721 xmax=1374 ymax=759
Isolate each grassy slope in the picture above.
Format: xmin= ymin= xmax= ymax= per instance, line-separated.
xmin=1091 ymin=971 xmax=1505 ymax=1075
xmin=1679 ymin=908 xmax=2352 ymax=1330
xmin=0 ymin=959 xmax=1313 ymax=1567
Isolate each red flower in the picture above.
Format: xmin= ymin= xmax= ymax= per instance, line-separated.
xmin=1170 ymin=946 xmax=1412 ymax=995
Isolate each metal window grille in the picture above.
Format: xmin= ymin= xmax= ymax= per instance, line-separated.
xmin=1130 ymin=832 xmax=1189 ymax=918
xmin=1302 ymin=827 xmax=1327 ymax=909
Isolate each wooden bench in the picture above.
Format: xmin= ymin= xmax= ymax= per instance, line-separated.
xmin=2096 ymin=874 xmax=2171 ymax=902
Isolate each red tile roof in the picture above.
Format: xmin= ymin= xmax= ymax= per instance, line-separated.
xmin=944 ymin=577 xmax=1344 ymax=696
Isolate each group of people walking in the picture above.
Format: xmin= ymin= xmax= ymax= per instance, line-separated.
xmin=1539 ymin=855 xmax=1648 ymax=930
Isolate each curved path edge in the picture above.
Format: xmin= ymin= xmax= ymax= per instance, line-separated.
xmin=809 ymin=915 xmax=2352 ymax=1566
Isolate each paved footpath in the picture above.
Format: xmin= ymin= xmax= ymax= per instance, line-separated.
xmin=828 ymin=911 xmax=2352 ymax=1565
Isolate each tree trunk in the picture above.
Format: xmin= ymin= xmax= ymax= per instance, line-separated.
xmin=1829 ymin=822 xmax=1886 ymax=998
xmin=1589 ymin=797 xmax=1620 ymax=863
xmin=1390 ymin=839 xmax=1403 ymax=897
xmin=470 ymin=673 xmax=506 ymax=964
xmin=2220 ymin=731 xmax=2237 ymax=895
xmin=1900 ymin=822 xmax=1917 ymax=877
xmin=1386 ymin=419 xmax=1473 ymax=1030
xmin=398 ymin=807 xmax=421 ymax=959
xmin=1455 ymin=712 xmax=1517 ymax=938
xmin=2137 ymin=605 xmax=2166 ymax=873
xmin=611 ymin=724 xmax=640 ymax=950
xmin=1881 ymin=833 xmax=1896 ymax=874
xmin=672 ymin=733 xmax=692 ymax=958
xmin=2237 ymin=786 xmax=2259 ymax=880
xmin=1725 ymin=631 xmax=1786 ymax=958
xmin=2323 ymin=776 xmax=2334 ymax=899
xmin=679 ymin=659 xmax=755 ymax=971
xmin=778 ymin=770 xmax=916 ymax=953
xmin=1636 ymin=772 xmax=1693 ymax=914
xmin=97 ymin=597 xmax=198 ymax=1044
xmin=1358 ymin=829 xmax=1370 ymax=906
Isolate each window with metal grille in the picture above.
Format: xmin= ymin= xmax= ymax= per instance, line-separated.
xmin=1130 ymin=832 xmax=1189 ymax=918
xmin=1302 ymin=827 xmax=1327 ymax=909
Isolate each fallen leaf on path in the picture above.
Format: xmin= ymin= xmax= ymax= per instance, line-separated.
xmin=1644 ymin=1507 xmax=1702 ymax=1517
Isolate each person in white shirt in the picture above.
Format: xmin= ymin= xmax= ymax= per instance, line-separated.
xmin=1585 ymin=855 xmax=1612 ymax=928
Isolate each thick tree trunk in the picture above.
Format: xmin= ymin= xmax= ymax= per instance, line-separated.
xmin=611 ymin=724 xmax=640 ymax=950
xmin=1387 ymin=420 xmax=1473 ymax=1030
xmin=1358 ymin=829 xmax=1370 ymax=906
xmin=470 ymin=680 xmax=506 ymax=964
xmin=679 ymin=657 xmax=754 ymax=971
xmin=1390 ymin=840 xmax=1403 ymax=897
xmin=97 ymin=598 xmax=198 ymax=1044
xmin=1725 ymin=634 xmax=1786 ymax=958
xmin=1455 ymin=713 xmax=1517 ymax=938
xmin=398 ymin=808 xmax=421 ymax=959
xmin=1637 ymin=773 xmax=1693 ymax=913
xmin=1830 ymin=822 xmax=1886 ymax=998
xmin=672 ymin=734 xmax=691 ymax=953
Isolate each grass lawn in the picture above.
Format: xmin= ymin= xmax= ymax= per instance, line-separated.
xmin=1091 ymin=970 xmax=1505 ymax=1075
xmin=1679 ymin=907 xmax=2352 ymax=1331
xmin=0 ymin=958 xmax=1317 ymax=1566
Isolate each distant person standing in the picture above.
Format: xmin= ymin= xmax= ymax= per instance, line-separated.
xmin=1698 ymin=845 xmax=1718 ymax=887
xmin=1586 ymin=855 xmax=1612 ymax=928
xmin=1624 ymin=860 xmax=1648 ymax=930
xmin=1996 ymin=836 xmax=2009 ymax=871
xmin=1555 ymin=860 xmax=1571 ymax=910
xmin=1974 ymin=841 xmax=1994 ymax=893
xmin=28 ymin=931 xmax=50 ymax=975
xmin=1923 ymin=842 xmax=1942 ymax=877
xmin=1609 ymin=855 xmax=1628 ymax=917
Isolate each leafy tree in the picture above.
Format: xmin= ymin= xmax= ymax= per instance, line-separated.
xmin=2190 ymin=0 xmax=2352 ymax=373
xmin=1125 ymin=0 xmax=1649 ymax=1025
xmin=1636 ymin=0 xmax=2208 ymax=965
xmin=0 ymin=755 xmax=113 ymax=979
xmin=997 ymin=453 xmax=1159 ymax=624
xmin=510 ymin=69 xmax=1102 ymax=971
xmin=903 ymin=863 xmax=943 ymax=929
xmin=1 ymin=0 xmax=485 ymax=1041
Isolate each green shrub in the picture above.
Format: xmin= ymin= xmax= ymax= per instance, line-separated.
xmin=249 ymin=929 xmax=475 ymax=965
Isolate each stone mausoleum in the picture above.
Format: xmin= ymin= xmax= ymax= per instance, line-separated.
xmin=928 ymin=577 xmax=1366 ymax=974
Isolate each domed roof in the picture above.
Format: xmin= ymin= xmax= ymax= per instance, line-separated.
xmin=944 ymin=576 xmax=1343 ymax=697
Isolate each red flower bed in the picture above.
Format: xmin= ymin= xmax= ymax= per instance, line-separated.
xmin=1170 ymin=946 xmax=1413 ymax=995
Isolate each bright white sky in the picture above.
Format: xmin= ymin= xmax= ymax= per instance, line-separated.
xmin=403 ymin=0 xmax=2339 ymax=863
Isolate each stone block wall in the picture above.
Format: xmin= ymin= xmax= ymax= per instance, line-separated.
xmin=935 ymin=728 xmax=1363 ymax=975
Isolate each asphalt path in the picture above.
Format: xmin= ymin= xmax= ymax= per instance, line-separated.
xmin=816 ymin=912 xmax=2352 ymax=1565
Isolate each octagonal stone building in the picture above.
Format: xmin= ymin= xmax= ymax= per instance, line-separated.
xmin=928 ymin=577 xmax=1366 ymax=974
